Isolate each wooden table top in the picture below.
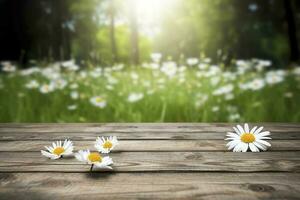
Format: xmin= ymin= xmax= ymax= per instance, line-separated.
xmin=0 ymin=123 xmax=299 ymax=200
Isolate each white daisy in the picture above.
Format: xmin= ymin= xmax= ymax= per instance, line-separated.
xmin=95 ymin=136 xmax=119 ymax=153
xmin=150 ymin=53 xmax=162 ymax=63
xmin=127 ymin=92 xmax=144 ymax=103
xmin=265 ymin=71 xmax=284 ymax=85
xmin=67 ymin=104 xmax=77 ymax=110
xmin=41 ymin=139 xmax=74 ymax=159
xmin=1 ymin=61 xmax=16 ymax=72
xmin=292 ymin=67 xmax=300 ymax=76
xmin=90 ymin=96 xmax=107 ymax=108
xmin=51 ymin=78 xmax=68 ymax=89
xmin=247 ymin=79 xmax=265 ymax=91
xmin=225 ymin=123 xmax=271 ymax=152
xmin=25 ymin=80 xmax=39 ymax=89
xmin=70 ymin=91 xmax=79 ymax=99
xmin=212 ymin=84 xmax=234 ymax=96
xmin=70 ymin=83 xmax=78 ymax=89
xmin=39 ymin=83 xmax=55 ymax=94
xmin=161 ymin=61 xmax=177 ymax=77
xmin=186 ymin=58 xmax=199 ymax=66
xmin=75 ymin=150 xmax=113 ymax=170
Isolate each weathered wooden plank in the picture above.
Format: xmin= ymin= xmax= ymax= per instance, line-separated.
xmin=0 ymin=140 xmax=299 ymax=152
xmin=0 ymin=123 xmax=299 ymax=133
xmin=0 ymin=152 xmax=299 ymax=172
xmin=1 ymin=172 xmax=300 ymax=200
xmin=1 ymin=131 xmax=299 ymax=141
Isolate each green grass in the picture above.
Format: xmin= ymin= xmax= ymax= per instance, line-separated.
xmin=0 ymin=60 xmax=299 ymax=122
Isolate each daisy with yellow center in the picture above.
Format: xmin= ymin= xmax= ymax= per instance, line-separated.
xmin=225 ymin=123 xmax=271 ymax=152
xmin=90 ymin=96 xmax=107 ymax=108
xmin=75 ymin=150 xmax=113 ymax=170
xmin=41 ymin=139 xmax=74 ymax=159
xmin=95 ymin=136 xmax=119 ymax=153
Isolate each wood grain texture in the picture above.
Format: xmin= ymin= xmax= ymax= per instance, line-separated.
xmin=0 ymin=123 xmax=299 ymax=133
xmin=2 ymin=131 xmax=300 ymax=140
xmin=0 ymin=140 xmax=299 ymax=152
xmin=1 ymin=173 xmax=300 ymax=200
xmin=0 ymin=151 xmax=299 ymax=172
xmin=0 ymin=123 xmax=299 ymax=200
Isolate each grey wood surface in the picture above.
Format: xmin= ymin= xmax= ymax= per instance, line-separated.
xmin=0 ymin=123 xmax=299 ymax=200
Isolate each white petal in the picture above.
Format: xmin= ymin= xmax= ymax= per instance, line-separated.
xmin=249 ymin=143 xmax=259 ymax=152
xmin=63 ymin=140 xmax=72 ymax=149
xmin=75 ymin=152 xmax=85 ymax=162
xmin=233 ymin=127 xmax=241 ymax=135
xmin=112 ymin=136 xmax=118 ymax=144
xmin=253 ymin=142 xmax=266 ymax=151
xmin=244 ymin=123 xmax=249 ymax=133
xmin=41 ymin=150 xmax=53 ymax=158
xmin=256 ymin=136 xmax=272 ymax=140
xmin=256 ymin=131 xmax=270 ymax=137
xmin=102 ymin=156 xmax=113 ymax=165
xmin=95 ymin=144 xmax=109 ymax=153
xmin=257 ymin=139 xmax=271 ymax=147
xmin=241 ymin=143 xmax=249 ymax=152
xmin=44 ymin=146 xmax=52 ymax=152
xmin=254 ymin=126 xmax=264 ymax=135
xmin=226 ymin=132 xmax=239 ymax=138
xmin=94 ymin=163 xmax=112 ymax=169
xmin=233 ymin=143 xmax=242 ymax=152
xmin=237 ymin=125 xmax=245 ymax=135
xmin=250 ymin=126 xmax=257 ymax=134
xmin=226 ymin=140 xmax=238 ymax=150
xmin=63 ymin=150 xmax=73 ymax=155
xmin=64 ymin=145 xmax=73 ymax=153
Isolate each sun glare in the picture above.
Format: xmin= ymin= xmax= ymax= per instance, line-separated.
xmin=128 ymin=0 xmax=178 ymax=37
xmin=135 ymin=0 xmax=176 ymax=20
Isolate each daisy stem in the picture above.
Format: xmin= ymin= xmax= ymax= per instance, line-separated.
xmin=90 ymin=164 xmax=94 ymax=172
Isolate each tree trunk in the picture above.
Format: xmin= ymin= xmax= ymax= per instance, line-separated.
xmin=283 ymin=0 xmax=299 ymax=62
xmin=0 ymin=0 xmax=25 ymax=63
xmin=129 ymin=0 xmax=139 ymax=66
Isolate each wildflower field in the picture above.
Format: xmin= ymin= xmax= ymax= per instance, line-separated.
xmin=0 ymin=57 xmax=299 ymax=122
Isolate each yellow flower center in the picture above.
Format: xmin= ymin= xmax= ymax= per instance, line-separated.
xmin=103 ymin=141 xmax=113 ymax=149
xmin=95 ymin=97 xmax=103 ymax=103
xmin=44 ymin=85 xmax=49 ymax=91
xmin=241 ymin=133 xmax=255 ymax=143
xmin=53 ymin=147 xmax=65 ymax=156
xmin=88 ymin=152 xmax=102 ymax=162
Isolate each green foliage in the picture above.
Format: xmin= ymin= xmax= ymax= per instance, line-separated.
xmin=154 ymin=0 xmax=295 ymax=65
xmin=0 ymin=61 xmax=299 ymax=122
xmin=96 ymin=25 xmax=152 ymax=64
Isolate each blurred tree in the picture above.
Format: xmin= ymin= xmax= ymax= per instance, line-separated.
xmin=284 ymin=0 xmax=299 ymax=62
xmin=109 ymin=0 xmax=118 ymax=63
xmin=129 ymin=0 xmax=140 ymax=65
xmin=69 ymin=0 xmax=99 ymax=64
xmin=0 ymin=0 xmax=299 ymax=66
xmin=0 ymin=0 xmax=72 ymax=64
xmin=0 ymin=0 xmax=25 ymax=62
xmin=154 ymin=0 xmax=297 ymax=66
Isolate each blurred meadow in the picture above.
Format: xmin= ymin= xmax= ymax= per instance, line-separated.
xmin=0 ymin=0 xmax=300 ymax=122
